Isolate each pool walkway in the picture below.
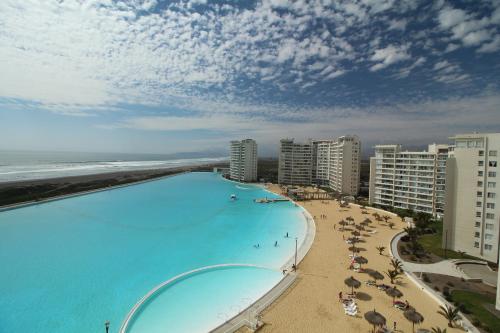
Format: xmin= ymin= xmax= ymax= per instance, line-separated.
xmin=119 ymin=263 xmax=273 ymax=333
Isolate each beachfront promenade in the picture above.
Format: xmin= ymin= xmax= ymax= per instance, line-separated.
xmin=254 ymin=185 xmax=463 ymax=333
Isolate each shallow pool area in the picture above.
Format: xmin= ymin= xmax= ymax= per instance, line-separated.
xmin=0 ymin=172 xmax=306 ymax=333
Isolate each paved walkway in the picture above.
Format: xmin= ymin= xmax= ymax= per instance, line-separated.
xmin=391 ymin=232 xmax=469 ymax=278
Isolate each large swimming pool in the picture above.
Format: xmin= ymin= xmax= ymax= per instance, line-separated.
xmin=0 ymin=172 xmax=307 ymax=333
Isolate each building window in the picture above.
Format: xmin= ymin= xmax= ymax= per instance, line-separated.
xmin=489 ymin=171 xmax=497 ymax=177
xmin=479 ymin=150 xmax=484 ymax=156
xmin=488 ymin=182 xmax=496 ymax=188
xmin=478 ymin=181 xmax=483 ymax=187
xmin=490 ymin=150 xmax=498 ymax=157
xmin=475 ymin=221 xmax=481 ymax=227
xmin=487 ymin=203 xmax=495 ymax=209
xmin=476 ymin=201 xmax=482 ymax=207
xmin=478 ymin=161 xmax=484 ymax=166
xmin=486 ymin=213 xmax=495 ymax=219
xmin=478 ymin=170 xmax=484 ymax=176
xmin=485 ymin=234 xmax=493 ymax=240
xmin=476 ymin=211 xmax=482 ymax=217
xmin=486 ymin=223 xmax=494 ymax=230
xmin=477 ymin=191 xmax=483 ymax=197
xmin=490 ymin=161 xmax=498 ymax=167
xmin=485 ymin=244 xmax=493 ymax=251
xmin=474 ymin=242 xmax=479 ymax=248
xmin=474 ymin=232 xmax=480 ymax=238
xmin=487 ymin=192 xmax=496 ymax=198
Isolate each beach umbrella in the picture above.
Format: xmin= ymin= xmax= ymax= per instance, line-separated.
xmin=353 ymin=256 xmax=368 ymax=265
xmin=385 ymin=286 xmax=403 ymax=304
xmin=364 ymin=309 xmax=386 ymax=333
xmin=355 ymin=224 xmax=364 ymax=231
xmin=351 ymin=230 xmax=361 ymax=237
xmin=344 ymin=276 xmax=361 ymax=294
xmin=368 ymin=269 xmax=384 ymax=281
xmin=348 ymin=246 xmax=360 ymax=254
xmin=404 ymin=308 xmax=424 ymax=333
xmin=339 ymin=220 xmax=348 ymax=231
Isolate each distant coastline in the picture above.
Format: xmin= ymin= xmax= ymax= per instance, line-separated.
xmin=0 ymin=163 xmax=227 ymax=208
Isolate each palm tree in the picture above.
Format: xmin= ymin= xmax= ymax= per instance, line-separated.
xmin=437 ymin=305 xmax=460 ymax=328
xmin=390 ymin=258 xmax=403 ymax=273
xmin=385 ymin=269 xmax=401 ymax=284
xmin=404 ymin=226 xmax=418 ymax=241
xmin=376 ymin=246 xmax=386 ymax=255
xmin=431 ymin=328 xmax=447 ymax=333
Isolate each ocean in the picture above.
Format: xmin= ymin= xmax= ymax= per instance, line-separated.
xmin=0 ymin=150 xmax=227 ymax=183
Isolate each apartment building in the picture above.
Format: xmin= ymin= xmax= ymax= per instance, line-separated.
xmin=279 ymin=136 xmax=361 ymax=196
xmin=278 ymin=139 xmax=313 ymax=185
xmin=443 ymin=133 xmax=500 ymax=265
xmin=229 ymin=139 xmax=258 ymax=182
xmin=368 ymin=144 xmax=449 ymax=216
xmin=328 ymin=136 xmax=361 ymax=196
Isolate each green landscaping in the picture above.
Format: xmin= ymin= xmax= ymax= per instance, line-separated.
xmin=451 ymin=290 xmax=500 ymax=333
xmin=418 ymin=219 xmax=476 ymax=260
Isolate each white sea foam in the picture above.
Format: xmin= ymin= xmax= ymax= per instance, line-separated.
xmin=0 ymin=157 xmax=227 ymax=182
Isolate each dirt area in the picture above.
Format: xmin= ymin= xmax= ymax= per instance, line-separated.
xmin=419 ymin=273 xmax=496 ymax=298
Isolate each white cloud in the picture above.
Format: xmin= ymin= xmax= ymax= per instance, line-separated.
xmin=369 ymin=44 xmax=411 ymax=71
xmin=477 ymin=36 xmax=500 ymax=53
xmin=388 ymin=19 xmax=407 ymax=31
xmin=438 ymin=7 xmax=468 ymax=29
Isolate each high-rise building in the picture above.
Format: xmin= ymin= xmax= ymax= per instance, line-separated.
xmin=229 ymin=139 xmax=258 ymax=182
xmin=279 ymin=136 xmax=361 ymax=195
xmin=443 ymin=133 xmax=500 ymax=264
xmin=328 ymin=136 xmax=361 ymax=196
xmin=369 ymin=144 xmax=449 ymax=216
xmin=278 ymin=139 xmax=313 ymax=185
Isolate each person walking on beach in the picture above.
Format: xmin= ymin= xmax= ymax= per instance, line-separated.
xmin=338 ymin=291 xmax=343 ymax=302
xmin=285 ymin=232 xmax=289 ymax=238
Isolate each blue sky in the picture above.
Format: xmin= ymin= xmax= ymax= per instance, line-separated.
xmin=0 ymin=0 xmax=500 ymax=156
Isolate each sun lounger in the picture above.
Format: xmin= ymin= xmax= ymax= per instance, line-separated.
xmin=344 ymin=308 xmax=358 ymax=316
xmin=365 ymin=280 xmax=376 ymax=286
xmin=368 ymin=230 xmax=377 ymax=234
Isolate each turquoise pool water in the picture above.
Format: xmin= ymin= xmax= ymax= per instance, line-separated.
xmin=0 ymin=172 xmax=306 ymax=333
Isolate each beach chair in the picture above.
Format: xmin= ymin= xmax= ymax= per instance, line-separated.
xmin=368 ymin=229 xmax=377 ymax=234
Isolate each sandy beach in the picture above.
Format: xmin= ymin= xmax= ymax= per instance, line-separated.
xmin=257 ymin=184 xmax=462 ymax=333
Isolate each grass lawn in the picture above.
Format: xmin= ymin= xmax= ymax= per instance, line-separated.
xmin=451 ymin=290 xmax=500 ymax=332
xmin=417 ymin=220 xmax=477 ymax=260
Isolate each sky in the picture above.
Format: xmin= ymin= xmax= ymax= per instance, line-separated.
xmin=0 ymin=0 xmax=500 ymax=157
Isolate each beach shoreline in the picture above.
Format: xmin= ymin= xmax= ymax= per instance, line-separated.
xmin=0 ymin=163 xmax=227 ymax=208
xmin=253 ymin=185 xmax=463 ymax=333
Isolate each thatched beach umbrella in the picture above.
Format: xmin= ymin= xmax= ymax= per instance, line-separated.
xmin=353 ymin=256 xmax=368 ymax=268
xmin=339 ymin=220 xmax=348 ymax=231
xmin=344 ymin=276 xmax=361 ymax=294
xmin=355 ymin=224 xmax=364 ymax=231
xmin=368 ymin=269 xmax=384 ymax=281
xmin=351 ymin=230 xmax=361 ymax=237
xmin=364 ymin=309 xmax=386 ymax=333
xmin=385 ymin=286 xmax=403 ymax=304
xmin=404 ymin=308 xmax=424 ymax=333
xmin=348 ymin=246 xmax=360 ymax=254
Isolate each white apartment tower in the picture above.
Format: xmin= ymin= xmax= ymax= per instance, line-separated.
xmin=328 ymin=136 xmax=361 ymax=196
xmin=369 ymin=144 xmax=449 ymax=216
xmin=230 ymin=139 xmax=258 ymax=182
xmin=443 ymin=133 xmax=500 ymax=265
xmin=279 ymin=136 xmax=361 ymax=195
xmin=278 ymin=139 xmax=313 ymax=185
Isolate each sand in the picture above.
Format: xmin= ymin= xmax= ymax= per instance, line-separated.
xmin=257 ymin=184 xmax=462 ymax=333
